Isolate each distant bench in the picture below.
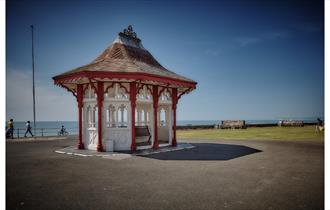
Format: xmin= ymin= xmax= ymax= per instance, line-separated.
xmin=220 ymin=120 xmax=246 ymax=129
xmin=135 ymin=126 xmax=151 ymax=143
xmin=278 ymin=120 xmax=304 ymax=127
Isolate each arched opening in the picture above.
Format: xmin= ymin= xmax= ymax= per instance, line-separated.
xmin=93 ymin=105 xmax=98 ymax=128
xmin=117 ymin=104 xmax=128 ymax=127
xmin=86 ymin=105 xmax=91 ymax=127
xmin=106 ymin=105 xmax=116 ymax=128
xmin=160 ymin=108 xmax=166 ymax=126
xmin=146 ymin=111 xmax=150 ymax=125
xmin=157 ymin=106 xmax=171 ymax=145
xmin=86 ymin=105 xmax=97 ymax=128
xmin=135 ymin=109 xmax=138 ymax=125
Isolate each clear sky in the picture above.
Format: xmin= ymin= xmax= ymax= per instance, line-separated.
xmin=6 ymin=0 xmax=324 ymax=121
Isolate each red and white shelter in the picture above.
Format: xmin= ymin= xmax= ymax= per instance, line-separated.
xmin=53 ymin=25 xmax=197 ymax=152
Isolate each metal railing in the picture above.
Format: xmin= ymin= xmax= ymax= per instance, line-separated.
xmin=9 ymin=127 xmax=78 ymax=138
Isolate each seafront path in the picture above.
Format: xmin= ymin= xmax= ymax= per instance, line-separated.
xmin=6 ymin=136 xmax=323 ymax=210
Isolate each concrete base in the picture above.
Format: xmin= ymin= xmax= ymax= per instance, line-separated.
xmin=55 ymin=143 xmax=195 ymax=160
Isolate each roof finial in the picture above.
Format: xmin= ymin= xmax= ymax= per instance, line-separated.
xmin=120 ymin=25 xmax=140 ymax=41
xmin=127 ymin=25 xmax=133 ymax=33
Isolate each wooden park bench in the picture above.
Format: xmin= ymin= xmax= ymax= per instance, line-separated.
xmin=220 ymin=120 xmax=246 ymax=129
xmin=135 ymin=126 xmax=151 ymax=143
xmin=278 ymin=120 xmax=304 ymax=127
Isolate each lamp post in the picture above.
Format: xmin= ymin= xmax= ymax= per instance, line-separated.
xmin=31 ymin=25 xmax=36 ymax=136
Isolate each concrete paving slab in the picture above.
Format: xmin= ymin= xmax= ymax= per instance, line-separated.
xmin=6 ymin=138 xmax=323 ymax=210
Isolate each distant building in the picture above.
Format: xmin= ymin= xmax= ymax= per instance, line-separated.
xmin=53 ymin=25 xmax=197 ymax=152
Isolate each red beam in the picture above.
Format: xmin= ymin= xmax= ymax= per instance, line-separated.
xmin=53 ymin=71 xmax=197 ymax=88
xmin=153 ymin=85 xmax=159 ymax=149
xmin=77 ymin=84 xmax=85 ymax=149
xmin=96 ymin=81 xmax=104 ymax=152
xmin=172 ymin=88 xmax=178 ymax=147
xmin=130 ymin=82 xmax=137 ymax=152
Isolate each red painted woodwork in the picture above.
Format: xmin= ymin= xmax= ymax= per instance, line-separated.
xmin=54 ymin=69 xmax=196 ymax=152
xmin=130 ymin=82 xmax=137 ymax=152
xmin=172 ymin=88 xmax=178 ymax=147
xmin=177 ymin=87 xmax=193 ymax=101
xmin=96 ymin=82 xmax=104 ymax=152
xmin=58 ymin=83 xmax=77 ymax=98
xmin=136 ymin=83 xmax=145 ymax=95
xmin=153 ymin=85 xmax=159 ymax=149
xmin=104 ymin=82 xmax=130 ymax=94
xmin=77 ymin=84 xmax=85 ymax=149
xmin=83 ymin=83 xmax=97 ymax=95
xmin=53 ymin=71 xmax=197 ymax=89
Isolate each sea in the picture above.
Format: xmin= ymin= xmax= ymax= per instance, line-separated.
xmin=7 ymin=117 xmax=323 ymax=137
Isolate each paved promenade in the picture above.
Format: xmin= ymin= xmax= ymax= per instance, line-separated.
xmin=6 ymin=137 xmax=323 ymax=210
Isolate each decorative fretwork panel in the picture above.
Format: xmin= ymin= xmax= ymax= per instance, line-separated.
xmin=159 ymin=88 xmax=171 ymax=102
xmin=84 ymin=84 xmax=97 ymax=99
xmin=136 ymin=85 xmax=152 ymax=101
xmin=105 ymin=83 xmax=129 ymax=100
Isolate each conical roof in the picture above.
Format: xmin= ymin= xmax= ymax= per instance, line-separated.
xmin=53 ymin=26 xmax=197 ymax=90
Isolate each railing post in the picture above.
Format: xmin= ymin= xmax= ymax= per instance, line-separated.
xmin=17 ymin=128 xmax=19 ymax=138
xmin=41 ymin=128 xmax=43 ymax=137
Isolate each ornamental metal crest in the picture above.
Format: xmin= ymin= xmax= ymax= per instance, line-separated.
xmin=120 ymin=25 xmax=140 ymax=42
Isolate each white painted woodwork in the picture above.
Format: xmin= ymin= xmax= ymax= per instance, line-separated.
xmin=82 ymin=83 xmax=175 ymax=151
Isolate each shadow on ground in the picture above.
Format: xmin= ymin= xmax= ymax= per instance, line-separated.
xmin=144 ymin=143 xmax=262 ymax=160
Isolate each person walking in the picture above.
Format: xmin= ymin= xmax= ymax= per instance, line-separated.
xmin=316 ymin=118 xmax=324 ymax=133
xmin=24 ymin=121 xmax=34 ymax=137
xmin=6 ymin=119 xmax=14 ymax=139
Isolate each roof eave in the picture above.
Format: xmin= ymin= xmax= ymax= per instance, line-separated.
xmin=53 ymin=71 xmax=197 ymax=88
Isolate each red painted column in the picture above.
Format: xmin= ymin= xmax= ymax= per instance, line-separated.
xmin=172 ymin=88 xmax=178 ymax=147
xmin=153 ymin=85 xmax=159 ymax=149
xmin=77 ymin=84 xmax=85 ymax=149
xmin=130 ymin=82 xmax=137 ymax=152
xmin=96 ymin=82 xmax=104 ymax=152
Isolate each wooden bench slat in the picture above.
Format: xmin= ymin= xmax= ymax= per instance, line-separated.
xmin=220 ymin=120 xmax=246 ymax=129
xmin=278 ymin=120 xmax=304 ymax=127
xmin=135 ymin=126 xmax=151 ymax=143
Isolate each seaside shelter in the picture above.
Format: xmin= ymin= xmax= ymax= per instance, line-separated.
xmin=53 ymin=26 xmax=197 ymax=152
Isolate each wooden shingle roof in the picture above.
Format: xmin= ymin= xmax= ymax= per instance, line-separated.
xmin=53 ymin=26 xmax=197 ymax=89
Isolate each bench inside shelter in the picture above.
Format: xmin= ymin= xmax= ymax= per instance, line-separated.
xmin=135 ymin=126 xmax=151 ymax=145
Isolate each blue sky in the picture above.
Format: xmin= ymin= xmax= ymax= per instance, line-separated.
xmin=6 ymin=0 xmax=324 ymax=121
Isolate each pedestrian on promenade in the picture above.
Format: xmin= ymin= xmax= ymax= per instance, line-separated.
xmin=24 ymin=121 xmax=34 ymax=137
xmin=316 ymin=118 xmax=324 ymax=133
xmin=6 ymin=119 xmax=14 ymax=139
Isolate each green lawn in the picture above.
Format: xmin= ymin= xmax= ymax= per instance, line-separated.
xmin=177 ymin=125 xmax=324 ymax=141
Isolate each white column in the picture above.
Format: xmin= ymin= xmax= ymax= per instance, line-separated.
xmin=115 ymin=107 xmax=119 ymax=127
xmin=144 ymin=109 xmax=147 ymax=125
xmin=137 ymin=109 xmax=141 ymax=126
